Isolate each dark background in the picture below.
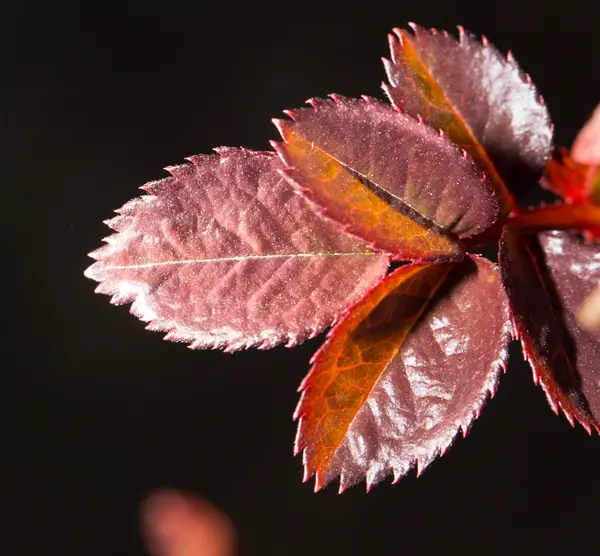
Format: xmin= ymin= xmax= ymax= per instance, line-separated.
xmin=5 ymin=0 xmax=600 ymax=554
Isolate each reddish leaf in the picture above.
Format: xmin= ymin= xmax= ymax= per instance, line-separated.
xmin=500 ymin=228 xmax=600 ymax=432
xmin=544 ymin=104 xmax=600 ymax=205
xmin=383 ymin=24 xmax=552 ymax=213
xmin=85 ymin=149 xmax=389 ymax=351
xmin=544 ymin=148 xmax=599 ymax=204
xmin=273 ymin=95 xmax=497 ymax=262
xmin=295 ymin=256 xmax=510 ymax=492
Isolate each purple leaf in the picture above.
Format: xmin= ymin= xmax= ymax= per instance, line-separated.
xmin=272 ymin=96 xmax=498 ymax=261
xmin=383 ymin=25 xmax=552 ymax=201
xmin=295 ymin=255 xmax=511 ymax=492
xmin=500 ymin=228 xmax=600 ymax=432
xmin=85 ymin=148 xmax=389 ymax=351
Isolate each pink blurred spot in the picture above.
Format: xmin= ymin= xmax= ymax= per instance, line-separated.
xmin=141 ymin=490 xmax=236 ymax=556
xmin=572 ymin=104 xmax=600 ymax=165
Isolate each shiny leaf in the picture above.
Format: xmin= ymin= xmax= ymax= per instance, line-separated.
xmin=295 ymin=256 xmax=511 ymax=492
xmin=500 ymin=228 xmax=600 ymax=432
xmin=273 ymin=95 xmax=497 ymax=262
xmin=85 ymin=149 xmax=389 ymax=351
xmin=383 ymin=24 xmax=553 ymax=213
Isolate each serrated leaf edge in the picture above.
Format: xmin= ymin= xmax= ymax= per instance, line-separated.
xmin=294 ymin=256 xmax=512 ymax=493
xmin=84 ymin=147 xmax=390 ymax=353
xmin=271 ymin=93 xmax=499 ymax=262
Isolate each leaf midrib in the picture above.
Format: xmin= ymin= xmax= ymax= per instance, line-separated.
xmin=102 ymin=251 xmax=382 ymax=271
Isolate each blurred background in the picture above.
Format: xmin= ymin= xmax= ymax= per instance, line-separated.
xmin=4 ymin=0 xmax=600 ymax=554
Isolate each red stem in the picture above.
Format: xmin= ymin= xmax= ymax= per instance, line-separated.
xmin=509 ymin=202 xmax=600 ymax=235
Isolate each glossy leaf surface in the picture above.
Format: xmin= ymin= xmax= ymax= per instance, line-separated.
xmin=85 ymin=149 xmax=389 ymax=351
xmin=295 ymin=256 xmax=510 ymax=491
xmin=273 ymin=96 xmax=497 ymax=261
xmin=500 ymin=228 xmax=600 ymax=432
xmin=383 ymin=25 xmax=552 ymax=213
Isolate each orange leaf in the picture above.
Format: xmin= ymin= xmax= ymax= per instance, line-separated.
xmin=384 ymin=26 xmax=552 ymax=216
xmin=294 ymin=262 xmax=453 ymax=489
xmin=295 ymin=256 xmax=510 ymax=492
xmin=275 ymin=126 xmax=463 ymax=261
xmin=544 ymin=147 xmax=600 ymax=205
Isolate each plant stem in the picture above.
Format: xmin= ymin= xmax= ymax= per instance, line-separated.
xmin=509 ymin=202 xmax=600 ymax=235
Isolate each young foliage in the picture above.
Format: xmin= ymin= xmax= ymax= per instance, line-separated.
xmin=383 ymin=24 xmax=552 ymax=214
xmin=500 ymin=229 xmax=600 ymax=432
xmin=295 ymin=257 xmax=510 ymax=491
xmin=86 ymin=25 xmax=600 ymax=492
xmin=86 ymin=149 xmax=388 ymax=351
xmin=272 ymin=96 xmax=497 ymax=260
